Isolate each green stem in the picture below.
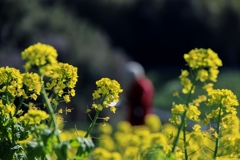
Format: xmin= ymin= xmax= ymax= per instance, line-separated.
xmin=171 ymin=111 xmax=186 ymax=152
xmin=14 ymin=97 xmax=24 ymax=116
xmin=75 ymin=110 xmax=100 ymax=157
xmin=84 ymin=110 xmax=100 ymax=138
xmin=41 ymin=80 xmax=61 ymax=143
xmin=183 ymin=120 xmax=188 ymax=160
xmin=213 ymin=104 xmax=222 ymax=159
xmin=171 ymin=75 xmax=198 ymax=159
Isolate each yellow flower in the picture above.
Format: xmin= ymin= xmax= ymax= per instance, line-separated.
xmin=0 ymin=67 xmax=23 ymax=97
xmin=86 ymin=108 xmax=91 ymax=113
xmin=192 ymin=124 xmax=201 ymax=132
xmin=98 ymin=122 xmax=112 ymax=135
xmin=110 ymin=152 xmax=122 ymax=160
xmin=1 ymin=103 xmax=16 ymax=116
xmin=110 ymin=106 xmax=116 ymax=113
xmin=18 ymin=108 xmax=49 ymax=124
xmin=207 ymin=89 xmax=239 ymax=109
xmin=197 ymin=69 xmax=209 ymax=82
xmin=63 ymin=95 xmax=71 ymax=103
xmin=92 ymin=147 xmax=111 ymax=160
xmin=150 ymin=133 xmax=168 ymax=146
xmin=184 ymin=48 xmax=222 ymax=69
xmin=203 ymin=83 xmax=214 ymax=92
xmin=124 ymin=147 xmax=139 ymax=159
xmin=92 ymin=104 xmax=103 ymax=111
xmin=144 ymin=114 xmax=162 ymax=132
xmin=103 ymin=116 xmax=110 ymax=122
xmin=117 ymin=121 xmax=132 ymax=133
xmin=58 ymin=108 xmax=63 ymax=114
xmin=186 ymin=105 xmax=201 ymax=122
xmin=98 ymin=135 xmax=116 ymax=151
xmin=22 ymin=72 xmax=41 ymax=96
xmin=21 ymin=42 xmax=58 ymax=71
xmin=172 ymin=104 xmax=186 ymax=114
xmin=92 ymin=78 xmax=123 ymax=113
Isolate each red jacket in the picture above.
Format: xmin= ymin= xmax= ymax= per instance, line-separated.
xmin=127 ymin=76 xmax=154 ymax=125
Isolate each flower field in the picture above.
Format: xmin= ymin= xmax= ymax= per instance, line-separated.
xmin=0 ymin=43 xmax=239 ymax=160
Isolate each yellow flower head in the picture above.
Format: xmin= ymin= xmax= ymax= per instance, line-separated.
xmin=98 ymin=122 xmax=112 ymax=135
xmin=0 ymin=102 xmax=16 ymax=116
xmin=21 ymin=43 xmax=58 ymax=71
xmin=98 ymin=135 xmax=116 ymax=151
xmin=0 ymin=67 xmax=23 ymax=97
xmin=18 ymin=108 xmax=49 ymax=124
xmin=124 ymin=147 xmax=139 ymax=159
xmin=117 ymin=121 xmax=132 ymax=133
xmin=45 ymin=62 xmax=78 ymax=103
xmin=186 ymin=105 xmax=201 ymax=122
xmin=144 ymin=114 xmax=162 ymax=132
xmin=192 ymin=124 xmax=201 ymax=132
xmin=92 ymin=78 xmax=123 ymax=113
xmin=184 ymin=48 xmax=222 ymax=70
xmin=183 ymin=48 xmax=222 ymax=86
xmin=22 ymin=72 xmax=41 ymax=96
xmin=207 ymin=89 xmax=239 ymax=109
xmin=150 ymin=133 xmax=168 ymax=146
xmin=92 ymin=147 xmax=111 ymax=160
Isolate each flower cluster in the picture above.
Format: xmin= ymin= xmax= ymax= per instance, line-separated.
xmin=203 ymin=89 xmax=239 ymax=125
xmin=207 ymin=89 xmax=239 ymax=109
xmin=45 ymin=62 xmax=78 ymax=103
xmin=22 ymin=72 xmax=42 ymax=100
xmin=18 ymin=107 xmax=49 ymax=124
xmin=179 ymin=70 xmax=194 ymax=94
xmin=179 ymin=48 xmax=222 ymax=94
xmin=183 ymin=48 xmax=222 ymax=70
xmin=0 ymin=67 xmax=23 ymax=97
xmin=91 ymin=78 xmax=123 ymax=113
xmin=21 ymin=42 xmax=58 ymax=72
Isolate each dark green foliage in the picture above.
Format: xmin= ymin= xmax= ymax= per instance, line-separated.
xmin=74 ymin=137 xmax=95 ymax=159
xmin=0 ymin=142 xmax=26 ymax=160
xmin=0 ymin=114 xmax=30 ymax=160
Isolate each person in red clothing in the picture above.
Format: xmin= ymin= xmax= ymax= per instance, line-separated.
xmin=124 ymin=61 xmax=155 ymax=125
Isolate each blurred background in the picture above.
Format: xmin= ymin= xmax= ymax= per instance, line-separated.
xmin=1 ymin=0 xmax=240 ymax=129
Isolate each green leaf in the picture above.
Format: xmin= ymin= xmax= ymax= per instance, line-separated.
xmin=0 ymin=142 xmax=26 ymax=160
xmin=54 ymin=141 xmax=70 ymax=160
xmin=74 ymin=137 xmax=95 ymax=158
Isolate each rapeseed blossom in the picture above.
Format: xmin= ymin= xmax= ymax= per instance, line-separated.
xmin=207 ymin=89 xmax=239 ymax=109
xmin=21 ymin=42 xmax=58 ymax=71
xmin=0 ymin=67 xmax=23 ymax=97
xmin=98 ymin=122 xmax=112 ymax=135
xmin=179 ymin=70 xmax=194 ymax=94
xmin=186 ymin=105 xmax=201 ymax=122
xmin=192 ymin=124 xmax=201 ymax=132
xmin=144 ymin=114 xmax=162 ymax=132
xmin=18 ymin=107 xmax=49 ymax=124
xmin=22 ymin=72 xmax=41 ymax=100
xmin=183 ymin=48 xmax=222 ymax=70
xmin=0 ymin=101 xmax=16 ymax=116
xmin=45 ymin=62 xmax=78 ymax=103
xmin=92 ymin=78 xmax=123 ymax=113
xmin=179 ymin=48 xmax=222 ymax=94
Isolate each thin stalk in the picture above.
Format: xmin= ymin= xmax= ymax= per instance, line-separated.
xmin=183 ymin=120 xmax=188 ymax=160
xmin=41 ymin=81 xmax=61 ymax=143
xmin=171 ymin=75 xmax=198 ymax=159
xmin=14 ymin=97 xmax=24 ymax=116
xmin=84 ymin=110 xmax=100 ymax=138
xmin=213 ymin=104 xmax=222 ymax=159
xmin=75 ymin=108 xmax=100 ymax=157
